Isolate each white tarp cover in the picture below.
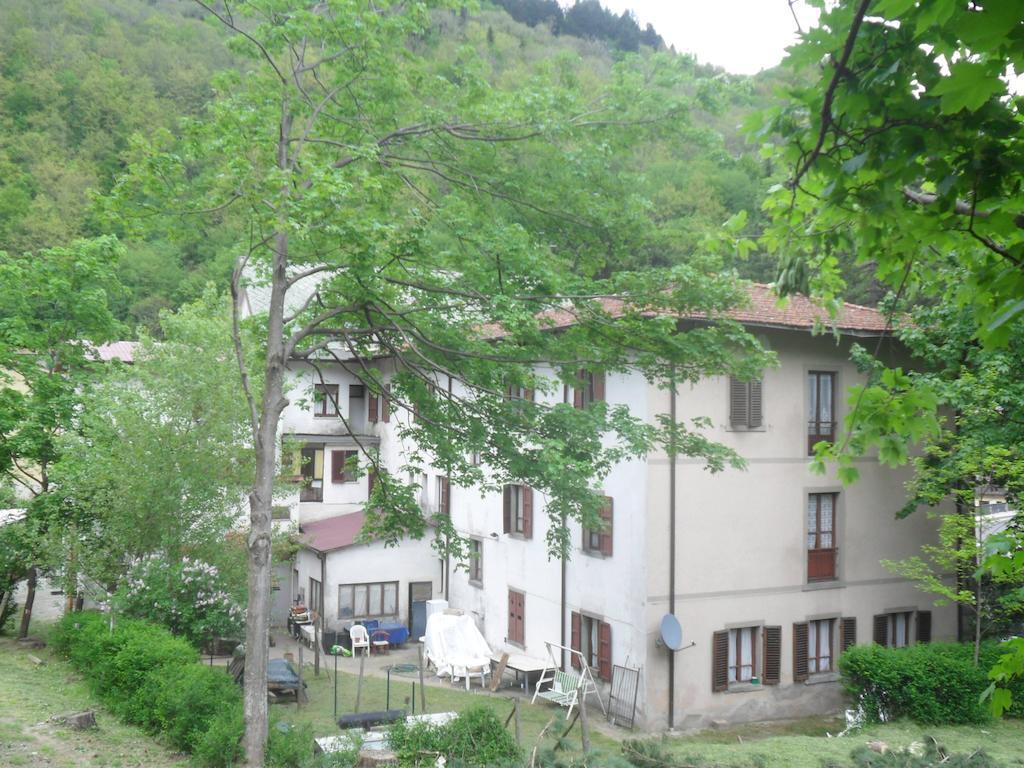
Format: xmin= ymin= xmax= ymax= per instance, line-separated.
xmin=423 ymin=613 xmax=491 ymax=679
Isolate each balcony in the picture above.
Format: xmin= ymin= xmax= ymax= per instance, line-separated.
xmin=807 ymin=422 xmax=836 ymax=455
xmin=807 ymin=548 xmax=837 ymax=581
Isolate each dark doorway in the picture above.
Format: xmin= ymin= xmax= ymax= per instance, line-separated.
xmin=409 ymin=581 xmax=432 ymax=639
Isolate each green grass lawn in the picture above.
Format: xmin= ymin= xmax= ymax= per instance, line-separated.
xmin=4 ymin=631 xmax=1023 ymax=768
xmin=0 ymin=636 xmax=187 ymax=768
xmin=275 ymin=658 xmax=620 ymax=752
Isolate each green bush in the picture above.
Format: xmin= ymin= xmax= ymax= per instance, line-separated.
xmin=192 ymin=708 xmax=245 ymax=768
xmin=387 ymin=706 xmax=521 ymax=767
xmin=266 ymin=722 xmax=316 ymax=768
xmin=839 ymin=642 xmax=1024 ymax=725
xmin=52 ymin=610 xmax=244 ymax=767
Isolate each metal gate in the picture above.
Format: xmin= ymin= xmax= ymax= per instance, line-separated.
xmin=607 ymin=664 xmax=641 ymax=729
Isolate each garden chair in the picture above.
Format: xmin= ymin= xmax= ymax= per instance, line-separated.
xmin=350 ymin=624 xmax=371 ymax=656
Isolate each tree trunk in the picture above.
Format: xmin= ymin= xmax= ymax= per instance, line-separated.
xmin=242 ymin=227 xmax=291 ymax=767
xmin=974 ymin=584 xmax=983 ymax=667
xmin=18 ymin=567 xmax=36 ymax=639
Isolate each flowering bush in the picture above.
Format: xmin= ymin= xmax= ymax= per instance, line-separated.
xmin=116 ymin=554 xmax=244 ymax=647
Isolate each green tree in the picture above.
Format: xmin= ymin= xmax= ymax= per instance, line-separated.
xmin=50 ymin=288 xmax=256 ymax=599
xmin=113 ymin=2 xmax=773 ymax=761
xmin=757 ymin=0 xmax=1024 ymax=711
xmin=0 ymin=236 xmax=123 ymax=637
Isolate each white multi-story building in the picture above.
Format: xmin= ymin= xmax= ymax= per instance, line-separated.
xmin=256 ymin=282 xmax=952 ymax=729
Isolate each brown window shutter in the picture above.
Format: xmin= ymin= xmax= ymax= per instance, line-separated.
xmin=711 ymin=630 xmax=729 ymax=692
xmin=749 ymin=379 xmax=763 ymax=428
xmin=573 ymin=372 xmax=584 ymax=409
xmin=592 ymin=371 xmax=605 ymax=402
xmin=440 ymin=476 xmax=450 ymax=516
xmin=916 ymin=610 xmax=931 ymax=643
xmin=502 ymin=486 xmax=512 ymax=534
xmin=522 ymin=486 xmax=533 ymax=538
xmin=367 ymin=471 xmax=377 ymax=500
xmin=729 ymin=377 xmax=749 ymax=427
xmin=517 ymin=591 xmax=525 ymax=643
xmin=382 ymin=386 xmax=391 ymax=423
xmin=840 ymin=617 xmax=857 ymax=653
xmin=570 ymin=612 xmax=581 ymax=670
xmin=524 ymin=388 xmax=535 ymax=402
xmin=368 ymin=391 xmax=379 ymax=423
xmin=872 ymin=614 xmax=887 ymax=645
xmin=331 ymin=450 xmax=347 ymax=483
xmin=598 ymin=621 xmax=612 ymax=681
xmin=508 ymin=591 xmax=516 ymax=642
xmin=792 ymin=622 xmax=809 ymax=682
xmin=600 ymin=496 xmax=613 ymax=556
xmin=762 ymin=626 xmax=781 ymax=685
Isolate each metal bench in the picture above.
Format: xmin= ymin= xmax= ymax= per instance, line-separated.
xmin=533 ymin=670 xmax=581 ymax=717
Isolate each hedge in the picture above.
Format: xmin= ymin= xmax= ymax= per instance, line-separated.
xmin=839 ymin=641 xmax=1024 ymax=725
xmin=52 ymin=611 xmax=308 ymax=768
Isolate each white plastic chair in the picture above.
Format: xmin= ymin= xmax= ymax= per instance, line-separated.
xmin=350 ymin=624 xmax=370 ymax=656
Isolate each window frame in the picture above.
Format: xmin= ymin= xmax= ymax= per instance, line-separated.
xmin=337 ymin=580 xmax=400 ymax=621
xmin=313 ymin=383 xmax=340 ymax=417
xmin=807 ymin=370 xmax=837 ymax=454
xmin=299 ymin=444 xmax=325 ymax=502
xmin=806 ymin=492 xmax=838 ymax=582
xmin=468 ymin=538 xmax=483 ymax=585
xmin=727 ymin=626 xmax=759 ymax=684
xmin=807 ymin=618 xmax=835 ymax=674
xmin=581 ymin=495 xmax=613 ymax=557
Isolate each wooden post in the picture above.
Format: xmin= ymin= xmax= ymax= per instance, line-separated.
xmin=417 ymin=643 xmax=427 ymax=713
xmin=514 ymin=698 xmax=521 ymax=746
xmin=297 ymin=643 xmax=304 ymax=709
xmin=490 ymin=652 xmax=509 ymax=692
xmin=314 ymin=619 xmax=320 ymax=677
xmin=579 ymin=689 xmax=591 ymax=754
xmin=355 ymin=652 xmax=365 ymax=713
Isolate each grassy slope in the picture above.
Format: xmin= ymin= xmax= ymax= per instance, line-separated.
xmin=0 ymin=637 xmax=186 ymax=768
xmin=3 ymin=634 xmax=1022 ymax=767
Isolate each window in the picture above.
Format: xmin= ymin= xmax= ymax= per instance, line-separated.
xmin=309 ymin=577 xmax=323 ymax=617
xmin=436 ymin=476 xmax=451 ymax=516
xmin=727 ymin=626 xmax=758 ymax=683
xmin=300 ymin=445 xmax=325 ymax=501
xmin=571 ymin=612 xmax=612 ymax=680
xmin=507 ymin=589 xmax=525 ymax=646
xmin=506 ymin=383 xmax=535 ymax=402
xmin=729 ymin=377 xmax=763 ymax=429
xmin=338 ymin=581 xmax=399 ymax=620
xmin=873 ymin=611 xmax=931 ymax=647
xmin=502 ymin=484 xmax=533 ymax=537
xmin=347 ymin=385 xmax=366 ymax=431
xmin=468 ymin=539 xmax=483 ymax=584
xmin=468 ymin=450 xmax=482 ymax=466
xmin=807 ymin=492 xmax=837 ymax=581
xmin=807 ymin=371 xmax=836 ymax=454
xmin=582 ymin=495 xmax=613 ymax=556
xmin=808 ymin=619 xmax=834 ymax=673
xmin=566 ymin=369 xmax=605 ymax=409
xmin=331 ymin=450 xmax=358 ymax=484
xmin=313 ymin=383 xmax=339 ymax=417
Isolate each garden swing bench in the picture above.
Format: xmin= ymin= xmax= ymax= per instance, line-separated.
xmin=531 ymin=641 xmax=606 ymax=719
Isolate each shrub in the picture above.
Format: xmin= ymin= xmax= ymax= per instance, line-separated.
xmin=387 ymin=706 xmax=521 ymax=767
xmin=838 ymin=642 xmax=1024 ymax=724
xmin=138 ymin=663 xmax=242 ymax=751
xmin=266 ymin=722 xmax=316 ymax=768
xmin=192 ymin=708 xmax=245 ymax=768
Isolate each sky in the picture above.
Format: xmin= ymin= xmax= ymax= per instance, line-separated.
xmin=595 ymin=0 xmax=820 ymax=75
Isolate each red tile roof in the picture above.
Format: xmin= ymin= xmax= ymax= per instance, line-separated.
xmin=95 ymin=341 xmax=140 ymax=363
xmin=485 ymin=283 xmax=889 ymax=337
xmin=299 ymin=511 xmax=366 ymax=552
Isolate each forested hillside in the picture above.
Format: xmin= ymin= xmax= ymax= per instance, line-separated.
xmin=0 ymin=0 xmax=811 ymax=334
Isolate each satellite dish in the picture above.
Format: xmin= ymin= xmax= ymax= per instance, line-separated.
xmin=658 ymin=613 xmax=685 ymax=652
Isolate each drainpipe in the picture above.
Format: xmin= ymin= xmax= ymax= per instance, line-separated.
xmin=320 ymin=552 xmax=327 ymax=620
xmin=668 ymin=369 xmax=678 ymax=730
xmin=561 ymin=514 xmax=567 ymax=671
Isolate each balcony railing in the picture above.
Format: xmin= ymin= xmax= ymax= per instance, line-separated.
xmin=807 ymin=422 xmax=836 ymax=454
xmin=807 ymin=547 xmax=837 ymax=581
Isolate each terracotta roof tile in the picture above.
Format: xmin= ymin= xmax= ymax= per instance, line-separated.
xmin=299 ymin=511 xmax=366 ymax=552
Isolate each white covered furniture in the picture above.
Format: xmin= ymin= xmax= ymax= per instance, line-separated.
xmin=423 ymin=613 xmax=492 ymax=689
xmin=350 ymin=624 xmax=371 ymax=656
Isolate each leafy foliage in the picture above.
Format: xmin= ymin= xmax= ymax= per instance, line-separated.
xmin=838 ymin=642 xmax=1024 ymax=725
xmin=387 ymin=706 xmax=522 ymax=767
xmin=492 ymin=0 xmax=665 ymax=52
